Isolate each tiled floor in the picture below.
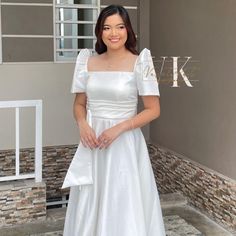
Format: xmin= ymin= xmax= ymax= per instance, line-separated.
xmin=163 ymin=205 xmax=233 ymax=236
xmin=0 ymin=193 xmax=233 ymax=236
xmin=30 ymin=233 xmax=62 ymax=236
xmin=164 ymin=215 xmax=202 ymax=236
xmin=29 ymin=214 xmax=203 ymax=236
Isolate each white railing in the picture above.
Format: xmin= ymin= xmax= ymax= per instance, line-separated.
xmin=0 ymin=100 xmax=42 ymax=183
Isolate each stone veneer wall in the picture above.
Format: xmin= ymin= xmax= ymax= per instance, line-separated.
xmin=0 ymin=145 xmax=76 ymax=200
xmin=0 ymin=180 xmax=46 ymax=226
xmin=148 ymin=143 xmax=236 ymax=232
xmin=0 ymin=144 xmax=235 ymax=231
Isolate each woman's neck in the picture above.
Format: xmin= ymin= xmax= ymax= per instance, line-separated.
xmin=105 ymin=47 xmax=128 ymax=59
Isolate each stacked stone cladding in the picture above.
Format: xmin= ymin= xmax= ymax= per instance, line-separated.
xmin=0 ymin=180 xmax=46 ymax=227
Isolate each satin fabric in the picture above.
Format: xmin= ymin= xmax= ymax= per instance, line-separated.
xmin=62 ymin=49 xmax=166 ymax=236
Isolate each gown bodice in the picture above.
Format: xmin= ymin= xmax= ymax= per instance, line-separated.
xmin=71 ymin=48 xmax=160 ymax=124
xmin=86 ymin=71 xmax=138 ymax=120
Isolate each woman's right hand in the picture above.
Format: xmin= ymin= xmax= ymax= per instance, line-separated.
xmin=78 ymin=120 xmax=99 ymax=149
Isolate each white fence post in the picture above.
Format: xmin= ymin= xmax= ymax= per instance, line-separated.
xmin=0 ymin=100 xmax=43 ymax=183
xmin=35 ymin=100 xmax=43 ymax=182
xmin=15 ymin=107 xmax=20 ymax=177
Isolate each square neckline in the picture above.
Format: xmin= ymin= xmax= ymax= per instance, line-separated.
xmin=85 ymin=52 xmax=139 ymax=74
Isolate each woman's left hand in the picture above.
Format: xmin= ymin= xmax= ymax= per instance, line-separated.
xmin=97 ymin=125 xmax=123 ymax=149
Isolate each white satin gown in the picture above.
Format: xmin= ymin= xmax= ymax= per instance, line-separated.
xmin=62 ymin=48 xmax=166 ymax=236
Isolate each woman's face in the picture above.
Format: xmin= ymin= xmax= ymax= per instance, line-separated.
xmin=102 ymin=14 xmax=128 ymax=51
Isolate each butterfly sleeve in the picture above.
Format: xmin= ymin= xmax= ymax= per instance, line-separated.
xmin=71 ymin=49 xmax=91 ymax=93
xmin=135 ymin=48 xmax=160 ymax=96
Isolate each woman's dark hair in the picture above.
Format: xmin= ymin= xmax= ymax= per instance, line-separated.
xmin=95 ymin=5 xmax=138 ymax=55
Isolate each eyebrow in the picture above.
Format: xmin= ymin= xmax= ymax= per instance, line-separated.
xmin=103 ymin=23 xmax=125 ymax=26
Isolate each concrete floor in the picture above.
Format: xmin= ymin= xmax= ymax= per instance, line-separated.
xmin=0 ymin=193 xmax=234 ymax=236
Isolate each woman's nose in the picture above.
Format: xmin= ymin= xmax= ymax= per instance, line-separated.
xmin=111 ymin=28 xmax=118 ymax=36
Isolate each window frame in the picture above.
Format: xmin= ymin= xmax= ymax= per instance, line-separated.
xmin=54 ymin=1 xmax=100 ymax=62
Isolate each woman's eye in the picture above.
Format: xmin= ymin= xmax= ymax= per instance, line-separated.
xmin=103 ymin=27 xmax=110 ymax=31
xmin=119 ymin=25 xmax=125 ymax=29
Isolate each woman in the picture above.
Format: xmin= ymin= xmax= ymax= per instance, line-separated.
xmin=62 ymin=5 xmax=166 ymax=236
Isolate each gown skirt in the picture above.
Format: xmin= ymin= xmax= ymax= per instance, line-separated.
xmin=62 ymin=48 xmax=166 ymax=236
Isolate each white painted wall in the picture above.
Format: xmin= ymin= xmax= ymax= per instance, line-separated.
xmin=0 ymin=63 xmax=79 ymax=149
